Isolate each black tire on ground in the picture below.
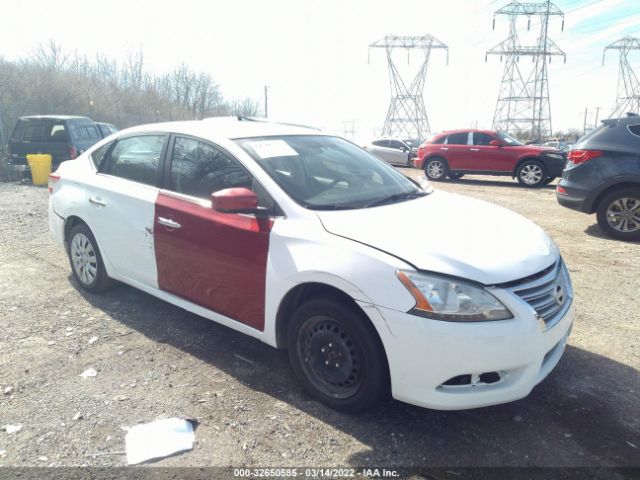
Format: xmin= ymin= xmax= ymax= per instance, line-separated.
xmin=544 ymin=176 xmax=557 ymax=185
xmin=595 ymin=188 xmax=640 ymax=241
xmin=424 ymin=157 xmax=449 ymax=181
xmin=287 ymin=297 xmax=390 ymax=412
xmin=448 ymin=172 xmax=465 ymax=180
xmin=67 ymin=223 xmax=114 ymax=293
xmin=516 ymin=160 xmax=547 ymax=188
xmin=406 ymin=155 xmax=413 ymax=168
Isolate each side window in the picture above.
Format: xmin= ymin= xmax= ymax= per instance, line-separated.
xmin=23 ymin=125 xmax=46 ymax=141
xmin=103 ymin=135 xmax=165 ymax=186
xmin=628 ymin=124 xmax=640 ymax=137
xmin=430 ymin=135 xmax=446 ymax=144
xmin=473 ymin=133 xmax=495 ymax=146
xmin=169 ymin=136 xmax=254 ymax=199
xmin=86 ymin=126 xmax=100 ymax=140
xmin=91 ymin=142 xmax=113 ymax=169
xmin=48 ymin=123 xmax=67 ymax=142
xmin=447 ymin=133 xmax=469 ymax=145
xmin=389 ymin=140 xmax=404 ymax=149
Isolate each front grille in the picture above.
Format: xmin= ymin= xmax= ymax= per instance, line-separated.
xmin=506 ymin=260 xmax=572 ymax=328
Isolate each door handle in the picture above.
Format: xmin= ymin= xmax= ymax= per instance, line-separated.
xmin=470 ymin=148 xmax=480 ymax=152
xmin=157 ymin=217 xmax=181 ymax=229
xmin=89 ymin=197 xmax=107 ymax=207
xmin=440 ymin=147 xmax=449 ymax=151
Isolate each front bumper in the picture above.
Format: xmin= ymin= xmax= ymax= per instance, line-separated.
xmin=374 ymin=292 xmax=574 ymax=410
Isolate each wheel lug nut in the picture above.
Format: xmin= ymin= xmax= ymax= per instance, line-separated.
xmin=335 ymin=363 xmax=339 ymax=368
xmin=321 ymin=348 xmax=325 ymax=353
xmin=329 ymin=343 xmax=333 ymax=347
xmin=325 ymin=361 xmax=329 ymax=365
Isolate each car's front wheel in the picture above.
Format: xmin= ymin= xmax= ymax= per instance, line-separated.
xmin=516 ymin=160 xmax=547 ymax=188
xmin=596 ymin=188 xmax=640 ymax=241
xmin=424 ymin=157 xmax=448 ymax=181
xmin=287 ymin=298 xmax=389 ymax=412
xmin=67 ymin=224 xmax=114 ymax=292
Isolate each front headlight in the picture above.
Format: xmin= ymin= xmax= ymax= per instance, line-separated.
xmin=396 ymin=271 xmax=513 ymax=321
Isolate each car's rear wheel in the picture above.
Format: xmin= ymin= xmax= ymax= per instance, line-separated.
xmin=596 ymin=189 xmax=640 ymax=241
xmin=448 ymin=172 xmax=464 ymax=180
xmin=544 ymin=176 xmax=557 ymax=185
xmin=424 ymin=157 xmax=448 ymax=181
xmin=67 ymin=224 xmax=113 ymax=292
xmin=516 ymin=160 xmax=547 ymax=188
xmin=287 ymin=298 xmax=389 ymax=412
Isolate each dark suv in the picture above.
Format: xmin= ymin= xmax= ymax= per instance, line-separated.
xmin=557 ymin=114 xmax=640 ymax=240
xmin=5 ymin=116 xmax=102 ymax=174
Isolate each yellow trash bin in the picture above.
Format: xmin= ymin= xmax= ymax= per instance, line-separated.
xmin=26 ymin=154 xmax=52 ymax=186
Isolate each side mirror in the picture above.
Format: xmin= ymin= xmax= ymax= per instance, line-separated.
xmin=490 ymin=139 xmax=502 ymax=147
xmin=401 ymin=146 xmax=408 ymax=152
xmin=211 ymin=187 xmax=259 ymax=214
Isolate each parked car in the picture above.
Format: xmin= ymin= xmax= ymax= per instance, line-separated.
xmin=414 ymin=129 xmax=566 ymax=187
xmin=5 ymin=115 xmax=103 ymax=175
xmin=557 ymin=114 xmax=640 ymax=241
xmin=95 ymin=122 xmax=118 ymax=138
xmin=541 ymin=140 xmax=568 ymax=151
xmin=365 ymin=138 xmax=417 ymax=167
xmin=49 ymin=118 xmax=574 ymax=412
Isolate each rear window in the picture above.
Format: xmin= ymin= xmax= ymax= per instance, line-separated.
xmin=19 ymin=121 xmax=68 ymax=142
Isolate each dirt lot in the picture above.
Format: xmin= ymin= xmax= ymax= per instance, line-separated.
xmin=0 ymin=173 xmax=638 ymax=470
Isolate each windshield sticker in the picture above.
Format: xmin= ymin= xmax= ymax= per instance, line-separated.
xmin=247 ymin=140 xmax=299 ymax=159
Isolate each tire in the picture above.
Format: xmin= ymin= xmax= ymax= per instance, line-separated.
xmin=406 ymin=155 xmax=413 ymax=168
xmin=67 ymin=224 xmax=114 ymax=293
xmin=516 ymin=160 xmax=547 ymax=188
xmin=596 ymin=188 xmax=640 ymax=241
xmin=544 ymin=176 xmax=557 ymax=185
xmin=287 ymin=297 xmax=389 ymax=412
xmin=448 ymin=172 xmax=464 ymax=180
xmin=424 ymin=157 xmax=448 ymax=181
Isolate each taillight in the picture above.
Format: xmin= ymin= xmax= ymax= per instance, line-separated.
xmin=556 ymin=185 xmax=567 ymax=195
xmin=69 ymin=146 xmax=78 ymax=159
xmin=567 ymin=149 xmax=602 ymax=166
xmin=48 ymin=173 xmax=60 ymax=193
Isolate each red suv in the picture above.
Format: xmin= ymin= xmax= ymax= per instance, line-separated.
xmin=414 ymin=130 xmax=566 ymax=188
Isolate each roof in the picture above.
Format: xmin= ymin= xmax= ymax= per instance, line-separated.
xmin=119 ymin=117 xmax=323 ymax=141
xmin=432 ymin=129 xmax=498 ymax=136
xmin=19 ymin=115 xmax=92 ymax=121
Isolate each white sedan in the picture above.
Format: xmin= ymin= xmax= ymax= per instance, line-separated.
xmin=48 ymin=118 xmax=574 ymax=411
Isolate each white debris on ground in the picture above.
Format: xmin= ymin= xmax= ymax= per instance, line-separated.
xmin=4 ymin=425 xmax=22 ymax=435
xmin=124 ymin=418 xmax=195 ymax=465
xmin=79 ymin=368 xmax=98 ymax=378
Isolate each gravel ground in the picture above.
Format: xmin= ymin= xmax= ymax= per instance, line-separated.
xmin=0 ymin=173 xmax=638 ymax=469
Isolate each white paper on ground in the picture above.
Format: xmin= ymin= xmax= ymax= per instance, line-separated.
xmin=125 ymin=418 xmax=194 ymax=465
xmin=246 ymin=140 xmax=299 ymax=159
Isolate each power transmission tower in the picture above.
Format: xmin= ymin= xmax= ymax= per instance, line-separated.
xmin=603 ymin=36 xmax=640 ymax=117
xmin=369 ymin=34 xmax=448 ymax=140
xmin=487 ymin=1 xmax=565 ymax=141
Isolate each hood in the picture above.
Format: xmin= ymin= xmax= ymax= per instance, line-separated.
xmin=316 ymin=191 xmax=558 ymax=285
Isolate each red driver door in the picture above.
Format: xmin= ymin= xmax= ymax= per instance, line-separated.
xmin=154 ymin=136 xmax=274 ymax=331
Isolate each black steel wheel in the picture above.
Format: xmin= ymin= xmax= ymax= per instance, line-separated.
xmin=287 ymin=298 xmax=389 ymax=412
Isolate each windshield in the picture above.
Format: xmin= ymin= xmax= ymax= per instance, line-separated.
xmin=236 ymin=135 xmax=426 ymax=210
xmin=497 ymin=132 xmax=524 ymax=146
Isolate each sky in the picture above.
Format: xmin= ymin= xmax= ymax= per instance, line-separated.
xmin=1 ymin=0 xmax=639 ymax=143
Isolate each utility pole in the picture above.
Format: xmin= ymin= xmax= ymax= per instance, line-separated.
xmin=369 ymin=34 xmax=448 ymax=140
xmin=581 ymin=107 xmax=588 ymax=135
xmin=594 ymin=107 xmax=601 ymax=127
xmin=487 ymin=1 xmax=565 ymax=140
xmin=264 ymin=85 xmax=269 ymax=118
xmin=603 ymin=36 xmax=640 ymax=117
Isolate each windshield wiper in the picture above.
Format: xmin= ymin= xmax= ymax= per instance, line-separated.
xmin=362 ymin=191 xmax=427 ymax=208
